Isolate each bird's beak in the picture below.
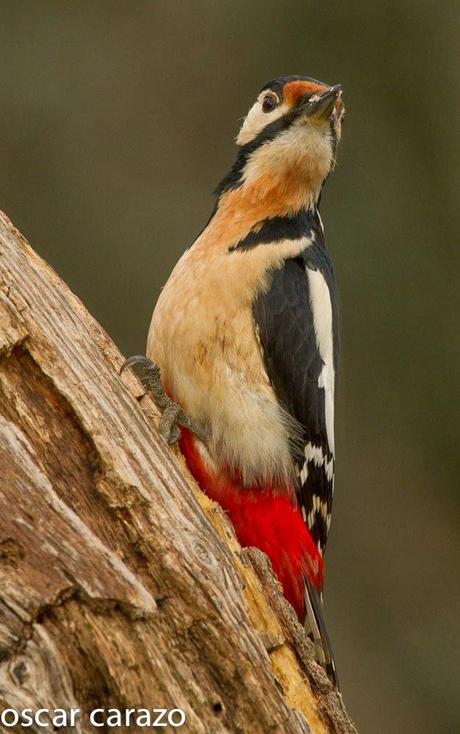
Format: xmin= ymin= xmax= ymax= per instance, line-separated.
xmin=302 ymin=84 xmax=343 ymax=123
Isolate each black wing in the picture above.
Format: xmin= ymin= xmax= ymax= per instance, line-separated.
xmin=253 ymin=243 xmax=339 ymax=555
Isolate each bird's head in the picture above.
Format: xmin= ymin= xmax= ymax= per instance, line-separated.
xmin=217 ymin=76 xmax=344 ymax=211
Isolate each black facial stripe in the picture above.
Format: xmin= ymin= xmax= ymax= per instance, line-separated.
xmin=215 ymin=107 xmax=300 ymax=197
xmin=229 ymin=210 xmax=320 ymax=252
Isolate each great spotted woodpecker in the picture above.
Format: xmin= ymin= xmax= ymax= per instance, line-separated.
xmin=124 ymin=76 xmax=344 ymax=687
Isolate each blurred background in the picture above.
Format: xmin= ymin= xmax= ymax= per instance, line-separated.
xmin=1 ymin=1 xmax=459 ymax=731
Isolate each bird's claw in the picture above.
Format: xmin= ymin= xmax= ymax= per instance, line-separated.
xmin=120 ymin=355 xmax=209 ymax=445
xmin=120 ymin=355 xmax=166 ymax=407
xmin=159 ymin=403 xmax=183 ymax=444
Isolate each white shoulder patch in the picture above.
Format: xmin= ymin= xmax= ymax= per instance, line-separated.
xmin=306 ymin=268 xmax=335 ymax=454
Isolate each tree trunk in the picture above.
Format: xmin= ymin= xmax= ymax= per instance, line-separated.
xmin=0 ymin=210 xmax=357 ymax=734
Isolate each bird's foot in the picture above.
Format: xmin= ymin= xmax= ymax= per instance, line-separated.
xmin=120 ymin=355 xmax=209 ymax=445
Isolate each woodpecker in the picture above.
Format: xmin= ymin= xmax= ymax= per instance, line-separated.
xmin=126 ymin=76 xmax=344 ymax=687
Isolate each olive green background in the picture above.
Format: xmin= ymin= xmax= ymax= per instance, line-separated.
xmin=1 ymin=2 xmax=459 ymax=732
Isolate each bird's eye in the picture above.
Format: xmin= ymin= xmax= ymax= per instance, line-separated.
xmin=262 ymin=94 xmax=278 ymax=113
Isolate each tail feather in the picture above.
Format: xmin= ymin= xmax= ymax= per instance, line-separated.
xmin=304 ymin=579 xmax=340 ymax=691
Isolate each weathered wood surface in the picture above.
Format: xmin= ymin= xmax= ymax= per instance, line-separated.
xmin=0 ymin=210 xmax=357 ymax=734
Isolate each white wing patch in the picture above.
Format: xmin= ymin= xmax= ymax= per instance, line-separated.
xmin=306 ymin=268 xmax=335 ymax=454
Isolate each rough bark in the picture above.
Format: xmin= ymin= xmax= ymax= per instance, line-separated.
xmin=0 ymin=210 xmax=357 ymax=734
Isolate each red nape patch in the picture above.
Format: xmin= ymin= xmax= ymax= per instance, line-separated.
xmin=179 ymin=427 xmax=324 ymax=621
xmin=283 ymin=80 xmax=326 ymax=107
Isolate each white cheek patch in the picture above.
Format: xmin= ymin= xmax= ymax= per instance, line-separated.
xmin=236 ymin=98 xmax=290 ymax=146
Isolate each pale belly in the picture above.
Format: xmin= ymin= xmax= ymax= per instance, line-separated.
xmin=147 ymin=247 xmax=297 ymax=488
